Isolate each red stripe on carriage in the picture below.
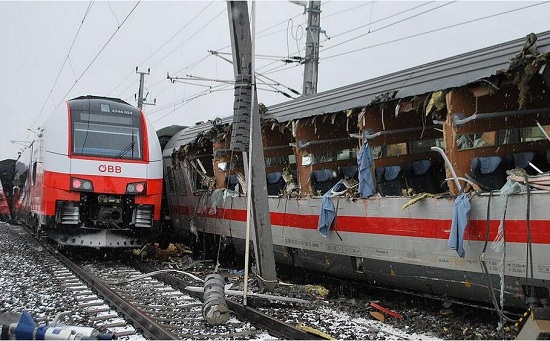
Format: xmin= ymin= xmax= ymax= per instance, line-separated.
xmin=171 ymin=205 xmax=550 ymax=244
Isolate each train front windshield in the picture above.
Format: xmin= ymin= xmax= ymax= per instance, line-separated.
xmin=72 ymin=111 xmax=143 ymax=160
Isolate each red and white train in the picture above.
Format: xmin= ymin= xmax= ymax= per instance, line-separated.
xmin=13 ymin=96 xmax=163 ymax=247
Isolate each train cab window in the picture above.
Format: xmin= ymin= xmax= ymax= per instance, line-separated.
xmin=72 ymin=112 xmax=142 ymax=159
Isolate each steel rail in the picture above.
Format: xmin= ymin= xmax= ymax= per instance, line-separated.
xmin=45 ymin=246 xmax=180 ymax=340
xmin=131 ymin=260 xmax=324 ymax=340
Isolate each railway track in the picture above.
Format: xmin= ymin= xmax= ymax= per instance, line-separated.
xmin=3 ymin=222 xmax=519 ymax=340
xmin=2 ymin=222 xmax=321 ymax=339
xmin=43 ymin=245 xmax=323 ymax=339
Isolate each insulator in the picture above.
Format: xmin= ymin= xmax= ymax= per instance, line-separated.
xmin=202 ymin=274 xmax=229 ymax=325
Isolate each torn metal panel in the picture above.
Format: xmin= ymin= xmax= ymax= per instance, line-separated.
xmin=162 ymin=117 xmax=232 ymax=159
xmin=264 ymin=30 xmax=550 ymax=123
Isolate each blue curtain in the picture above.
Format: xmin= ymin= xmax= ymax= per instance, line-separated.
xmin=447 ymin=193 xmax=471 ymax=257
xmin=357 ymin=140 xmax=375 ymax=198
xmin=318 ymin=179 xmax=345 ymax=238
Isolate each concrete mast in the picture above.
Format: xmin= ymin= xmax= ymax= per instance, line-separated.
xmin=302 ymin=1 xmax=321 ymax=96
xmin=227 ymin=1 xmax=277 ymax=293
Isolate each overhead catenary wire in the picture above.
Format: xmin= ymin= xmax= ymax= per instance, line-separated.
xmin=323 ymin=1 xmax=437 ymax=47
xmin=29 ymin=1 xmax=94 ymax=131
xmin=56 ymin=1 xmax=141 ymax=108
xmin=149 ymin=83 xmax=232 ymax=119
xmin=252 ymin=1 xmax=440 ymax=74
xmin=150 ymin=87 xmax=233 ymax=124
xmin=140 ymin=1 xmax=544 ymax=127
xmin=108 ymin=1 xmax=217 ymax=96
xmin=140 ymin=0 xmax=371 ymax=111
xmin=208 ymin=51 xmax=301 ymax=96
xmin=111 ymin=6 xmax=226 ymax=107
xmin=255 ymin=1 xmax=545 ymax=78
xmin=322 ymin=1 xmax=550 ymax=60
xmin=147 ymin=68 xmax=298 ymax=121
xmin=149 ymin=50 xmax=298 ymax=120
xmin=150 ymin=8 xmax=226 ymax=70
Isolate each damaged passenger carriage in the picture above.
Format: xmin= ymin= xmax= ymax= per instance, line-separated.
xmin=161 ymin=31 xmax=550 ymax=310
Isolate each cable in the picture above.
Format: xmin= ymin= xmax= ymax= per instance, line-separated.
xmin=208 ymin=51 xmax=301 ymax=97
xmin=322 ymin=1 xmax=451 ymax=53
xmin=261 ymin=62 xmax=301 ymax=76
xmin=479 ymin=191 xmax=516 ymax=323
xmin=113 ymin=5 xmax=225 ymax=104
xmin=108 ymin=1 xmax=216 ymax=96
xmin=164 ymin=54 xmax=213 ymax=82
xmin=254 ymin=1 xmax=439 ymax=77
xmin=151 ymin=8 xmax=225 ymax=69
xmin=524 ymin=173 xmax=535 ymax=306
xmin=256 ymin=73 xmax=301 ymax=97
xmin=56 ymin=1 xmax=141 ymax=107
xmin=162 ymin=1 xmax=365 ymax=98
xmin=254 ymin=1 xmax=371 ymax=42
xmin=149 ymin=85 xmax=232 ymax=123
xmin=147 ymin=81 xmax=232 ymax=115
xmin=323 ymin=1 xmax=372 ymax=21
xmin=323 ymin=1 xmax=550 ymax=61
xmin=29 ymin=1 xmax=94 ymax=130
xmin=326 ymin=1 xmax=435 ymax=43
xmin=286 ymin=18 xmax=304 ymax=60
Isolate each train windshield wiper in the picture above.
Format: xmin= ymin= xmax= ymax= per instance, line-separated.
xmin=116 ymin=141 xmax=135 ymax=158
xmin=116 ymin=131 xmax=136 ymax=159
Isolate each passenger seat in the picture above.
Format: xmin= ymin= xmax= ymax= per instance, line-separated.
xmin=470 ymin=156 xmax=507 ymax=191
xmin=226 ymin=174 xmax=243 ymax=193
xmin=511 ymin=151 xmax=535 ymax=174
xmin=375 ymin=165 xmax=403 ymax=196
xmin=310 ymin=169 xmax=338 ymax=195
xmin=266 ymin=172 xmax=285 ymax=196
xmin=338 ymin=165 xmax=358 ymax=181
xmin=407 ymin=159 xmax=437 ymax=194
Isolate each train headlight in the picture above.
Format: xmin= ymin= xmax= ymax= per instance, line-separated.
xmin=126 ymin=182 xmax=146 ymax=195
xmin=71 ymin=177 xmax=93 ymax=192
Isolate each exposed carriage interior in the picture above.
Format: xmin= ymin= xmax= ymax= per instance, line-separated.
xmin=171 ymin=82 xmax=550 ymax=200
xmin=165 ymin=32 xmax=550 ymax=200
xmin=446 ymin=79 xmax=550 ymax=193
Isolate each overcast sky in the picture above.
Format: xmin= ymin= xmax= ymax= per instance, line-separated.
xmin=0 ymin=0 xmax=548 ymax=161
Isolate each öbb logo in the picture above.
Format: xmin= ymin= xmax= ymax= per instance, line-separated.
xmin=98 ymin=165 xmax=122 ymax=173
